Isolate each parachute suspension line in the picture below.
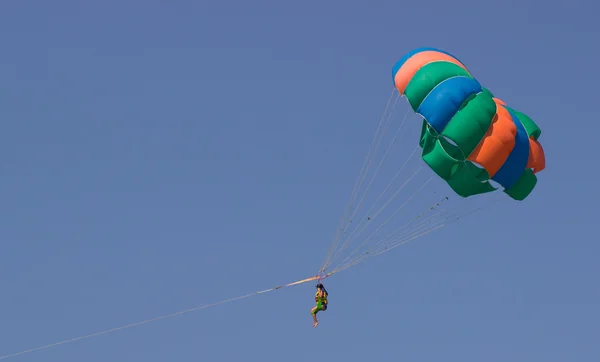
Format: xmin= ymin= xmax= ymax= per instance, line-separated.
xmin=376 ymin=196 xmax=448 ymax=240
xmin=332 ymin=224 xmax=446 ymax=274
xmin=321 ymin=88 xmax=399 ymax=273
xmin=332 ymin=94 xmax=400 ymax=241
xmin=330 ymin=167 xmax=428 ymax=265
xmin=330 ymin=193 xmax=507 ymax=274
xmin=336 ymin=193 xmax=497 ymax=272
xmin=354 ymin=202 xmax=484 ymax=264
xmin=321 ymin=120 xmax=417 ymax=272
xmin=336 ymin=104 xmax=412 ymax=238
xmin=336 ymin=193 xmax=449 ymax=269
xmin=326 ymin=146 xmax=419 ymax=263
xmin=321 ymin=88 xmax=398 ymax=272
xmin=329 ymin=173 xmax=433 ymax=269
xmin=333 ymin=214 xmax=454 ymax=274
xmin=0 ymin=275 xmax=322 ymax=361
xmin=376 ymin=193 xmax=504 ymax=253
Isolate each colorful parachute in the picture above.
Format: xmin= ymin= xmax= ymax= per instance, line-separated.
xmin=392 ymin=47 xmax=545 ymax=200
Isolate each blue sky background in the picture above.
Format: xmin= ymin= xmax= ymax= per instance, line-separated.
xmin=1 ymin=1 xmax=599 ymax=361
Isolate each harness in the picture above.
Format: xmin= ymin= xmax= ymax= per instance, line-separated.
xmin=315 ymin=290 xmax=328 ymax=304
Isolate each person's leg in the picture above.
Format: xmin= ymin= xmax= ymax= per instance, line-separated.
xmin=311 ymin=303 xmax=322 ymax=327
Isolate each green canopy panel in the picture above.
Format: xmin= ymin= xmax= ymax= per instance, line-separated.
xmin=446 ymin=162 xmax=497 ymax=198
xmin=419 ymin=120 xmax=437 ymax=153
xmin=404 ymin=61 xmax=473 ymax=111
xmin=420 ymin=122 xmax=498 ymax=198
xmin=504 ymin=168 xmax=538 ymax=200
xmin=440 ymin=90 xmax=497 ymax=157
xmin=503 ymin=106 xmax=542 ymax=140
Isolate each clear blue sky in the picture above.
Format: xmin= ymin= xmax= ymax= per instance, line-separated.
xmin=1 ymin=1 xmax=598 ymax=361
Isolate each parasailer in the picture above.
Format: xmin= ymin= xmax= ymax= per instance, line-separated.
xmin=311 ymin=283 xmax=328 ymax=327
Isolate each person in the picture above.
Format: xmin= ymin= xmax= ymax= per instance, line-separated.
xmin=311 ymin=283 xmax=328 ymax=327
